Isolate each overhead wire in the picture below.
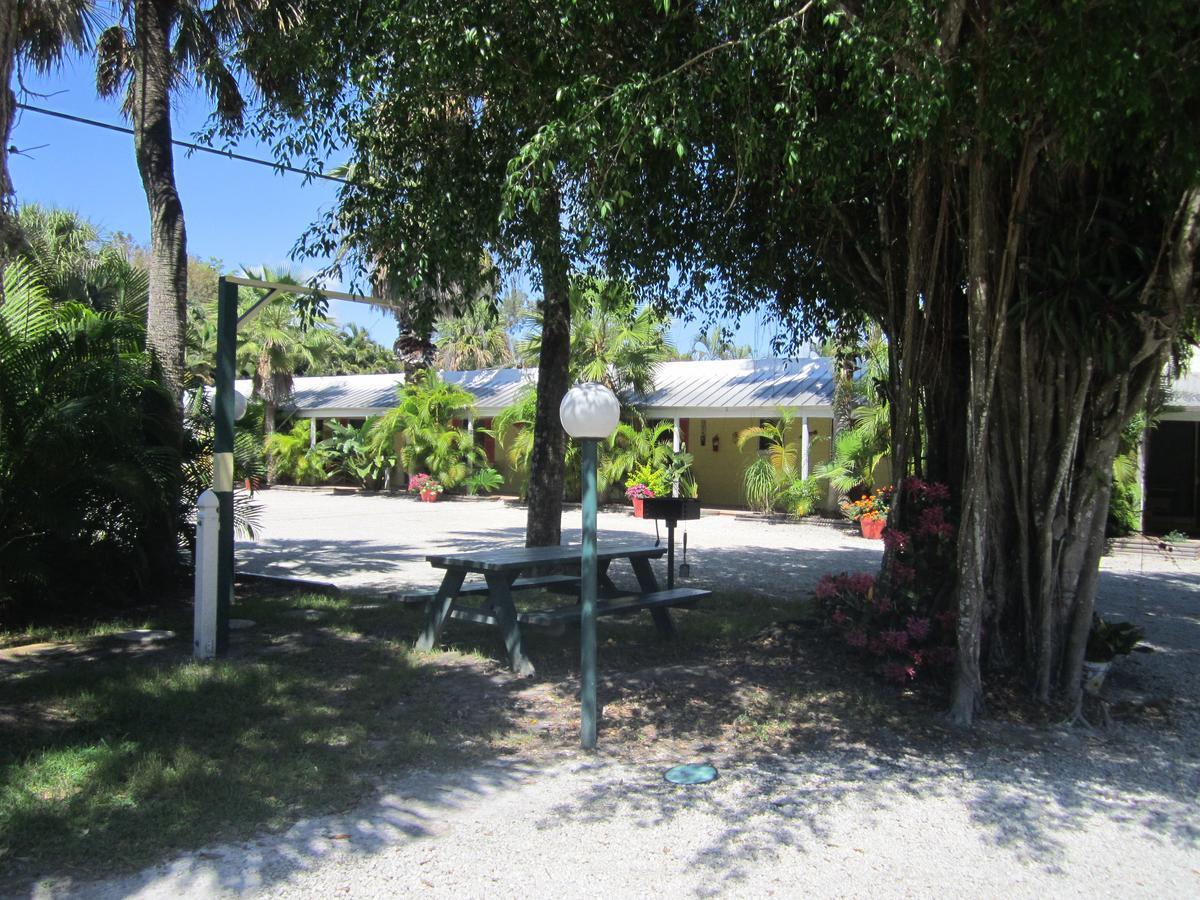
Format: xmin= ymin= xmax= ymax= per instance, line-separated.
xmin=15 ymin=102 xmax=348 ymax=184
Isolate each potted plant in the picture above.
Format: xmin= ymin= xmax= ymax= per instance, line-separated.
xmin=408 ymin=473 xmax=444 ymax=503
xmin=1083 ymin=615 xmax=1144 ymax=694
xmin=625 ymin=482 xmax=655 ymax=517
xmin=841 ymin=486 xmax=893 ymax=539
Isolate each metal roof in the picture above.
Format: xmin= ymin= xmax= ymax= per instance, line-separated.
xmin=285 ymin=373 xmax=403 ymax=416
xmin=638 ymin=357 xmax=835 ymax=418
xmin=1164 ymin=368 xmax=1200 ymax=419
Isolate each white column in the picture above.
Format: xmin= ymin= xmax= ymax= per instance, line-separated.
xmin=673 ymin=417 xmax=682 ymax=496
xmin=801 ymin=416 xmax=811 ymax=480
xmin=309 ymin=418 xmax=317 ymax=448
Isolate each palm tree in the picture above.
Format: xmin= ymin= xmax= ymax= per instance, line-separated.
xmin=0 ymin=258 xmax=182 ymax=610
xmin=234 ymin=267 xmax=338 ymax=476
xmin=435 ymin=294 xmax=514 ymax=371
xmin=1 ymin=0 xmax=92 ymax=264
xmin=16 ymin=204 xmax=148 ymax=316
xmin=519 ymin=277 xmax=673 ymax=401
xmin=368 ymin=369 xmax=482 ymax=488
xmin=94 ymin=0 xmax=299 ymax=399
xmin=333 ymin=322 xmax=394 ymax=374
xmin=691 ymin=325 xmax=751 ymax=361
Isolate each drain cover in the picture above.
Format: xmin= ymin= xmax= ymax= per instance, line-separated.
xmin=664 ymin=763 xmax=718 ymax=785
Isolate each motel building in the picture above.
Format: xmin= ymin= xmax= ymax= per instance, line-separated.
xmin=238 ymin=358 xmax=1200 ymax=534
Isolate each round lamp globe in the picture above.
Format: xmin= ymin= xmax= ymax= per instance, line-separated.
xmin=233 ymin=389 xmax=250 ymax=422
xmin=559 ymin=382 xmax=620 ymax=439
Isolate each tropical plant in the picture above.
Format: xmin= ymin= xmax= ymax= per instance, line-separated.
xmin=234 ymin=267 xmax=339 ymax=466
xmin=624 ymin=464 xmax=668 ymax=498
xmin=814 ymin=337 xmax=891 ymax=494
xmin=322 ymin=418 xmax=395 ymax=489
xmin=16 ymin=205 xmax=148 ymax=316
xmin=602 ymin=418 xmax=676 ymax=495
xmin=518 ymin=277 xmax=673 ymax=402
xmin=0 ymin=259 xmax=183 ymax=615
xmin=407 ymin=473 xmax=443 ymax=495
xmin=1 ymin=0 xmax=92 ymax=259
xmin=464 ymin=466 xmax=504 ymax=496
xmin=691 ymin=325 xmax=751 ymax=361
xmin=94 ymin=0 xmax=301 ymax=397
xmin=265 ymin=419 xmax=330 ymax=485
xmin=1085 ymin=616 xmax=1144 ymax=663
xmin=331 ymin=323 xmax=395 ymax=374
xmin=435 ymin=293 xmax=514 ymax=371
xmin=368 ymin=369 xmax=483 ymax=489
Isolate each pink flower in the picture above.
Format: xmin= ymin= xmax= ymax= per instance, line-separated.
xmin=867 ymin=637 xmax=887 ymax=657
xmin=845 ymin=628 xmax=868 ymax=649
xmin=883 ymin=529 xmax=910 ymax=554
xmin=884 ymin=662 xmax=917 ymax=683
xmin=924 ymin=482 xmax=950 ymax=503
xmin=890 ymin=562 xmax=916 ymax=585
xmin=882 ymin=629 xmax=910 ymax=652
xmin=815 ymin=576 xmax=838 ymax=601
xmin=831 ymin=609 xmax=849 ymax=626
xmin=905 ymin=617 xmax=932 ymax=641
xmin=847 ymin=572 xmax=876 ymax=597
xmin=872 ymin=594 xmax=892 ymax=613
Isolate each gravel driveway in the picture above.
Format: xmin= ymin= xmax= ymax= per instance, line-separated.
xmin=38 ymin=490 xmax=1200 ymax=898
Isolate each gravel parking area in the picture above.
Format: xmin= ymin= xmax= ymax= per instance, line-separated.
xmin=38 ymin=490 xmax=1199 ymax=898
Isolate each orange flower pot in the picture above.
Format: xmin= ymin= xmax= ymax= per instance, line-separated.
xmin=420 ymin=490 xmax=440 ymax=503
xmin=860 ymin=517 xmax=885 ymax=540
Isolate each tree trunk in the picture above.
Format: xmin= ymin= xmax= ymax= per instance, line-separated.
xmin=263 ymin=398 xmax=277 ymax=483
xmin=525 ymin=185 xmax=571 ymax=547
xmin=0 ymin=1 xmax=23 ymax=271
xmin=132 ymin=0 xmax=188 ymax=400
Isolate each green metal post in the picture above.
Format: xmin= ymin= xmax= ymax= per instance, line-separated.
xmin=581 ymin=438 xmax=598 ymax=749
xmin=213 ymin=276 xmax=238 ymax=654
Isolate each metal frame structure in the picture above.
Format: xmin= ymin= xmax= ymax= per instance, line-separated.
xmin=211 ymin=275 xmax=386 ymax=652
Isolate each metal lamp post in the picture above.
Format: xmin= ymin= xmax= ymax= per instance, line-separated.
xmin=559 ymin=382 xmax=620 ymax=749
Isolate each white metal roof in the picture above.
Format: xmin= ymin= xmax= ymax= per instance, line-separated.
xmin=638 ymin=357 xmax=835 ymax=418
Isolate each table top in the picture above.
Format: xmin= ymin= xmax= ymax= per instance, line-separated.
xmin=427 ymin=541 xmax=665 ymax=573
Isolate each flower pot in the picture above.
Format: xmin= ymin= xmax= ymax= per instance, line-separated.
xmin=860 ymin=517 xmax=886 ymax=540
xmin=1082 ymin=660 xmax=1111 ymax=695
xmin=419 ymin=490 xmax=440 ymax=503
xmin=632 ymin=497 xmax=646 ymax=518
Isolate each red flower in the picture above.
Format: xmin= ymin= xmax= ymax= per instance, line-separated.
xmin=882 ymin=629 xmax=910 ymax=652
xmin=831 ymin=609 xmax=849 ymax=626
xmin=905 ymin=617 xmax=932 ymax=641
xmin=883 ymin=662 xmax=917 ymax=683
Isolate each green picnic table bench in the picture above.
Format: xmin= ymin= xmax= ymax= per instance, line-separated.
xmin=408 ymin=542 xmax=710 ymax=676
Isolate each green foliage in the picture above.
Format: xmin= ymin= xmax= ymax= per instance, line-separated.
xmin=322 ymin=419 xmax=395 ymax=489
xmin=1086 ymin=616 xmax=1145 ymax=663
xmin=815 ymin=337 xmax=890 ymax=493
xmin=518 ymin=277 xmax=673 ymax=401
xmin=735 ymin=409 xmax=820 ymax=516
xmin=368 ymin=370 xmax=482 ymax=489
xmin=624 ymin=463 xmax=670 ymax=498
xmin=266 ymin=420 xmax=330 ymax=486
xmin=464 ymin=467 xmax=505 ymax=496
xmin=0 ymin=260 xmax=183 ymax=616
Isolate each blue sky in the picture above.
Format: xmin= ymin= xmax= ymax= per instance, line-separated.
xmin=10 ymin=56 xmax=776 ymax=356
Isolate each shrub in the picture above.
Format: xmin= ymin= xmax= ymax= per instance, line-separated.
xmin=464 ymin=467 xmax=504 ymax=495
xmin=816 ymin=479 xmax=958 ymax=684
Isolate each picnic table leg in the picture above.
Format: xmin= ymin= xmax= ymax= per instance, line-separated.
xmin=487 ymin=573 xmax=535 ymax=677
xmin=598 ymin=560 xmax=619 ymax=598
xmin=630 ymin=557 xmax=676 ymax=640
xmin=416 ymin=569 xmax=466 ymax=651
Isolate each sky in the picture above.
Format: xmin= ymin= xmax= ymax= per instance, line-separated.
xmin=10 ymin=56 xmax=779 ymax=356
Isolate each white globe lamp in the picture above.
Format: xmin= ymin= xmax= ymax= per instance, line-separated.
xmin=559 ymin=382 xmax=620 ymax=439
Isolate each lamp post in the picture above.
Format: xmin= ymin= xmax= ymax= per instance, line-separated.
xmin=559 ymin=382 xmax=620 ymax=749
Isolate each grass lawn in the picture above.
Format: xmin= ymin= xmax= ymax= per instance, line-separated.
xmin=0 ymin=584 xmax=929 ymax=890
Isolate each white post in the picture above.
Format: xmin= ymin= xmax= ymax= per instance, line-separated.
xmin=672 ymin=416 xmax=682 ymax=496
xmin=801 ymin=415 xmax=811 ymax=480
xmin=309 ymin=418 xmax=317 ymax=448
xmin=193 ymin=490 xmax=220 ymax=660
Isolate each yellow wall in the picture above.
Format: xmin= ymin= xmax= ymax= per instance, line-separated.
xmin=682 ymin=416 xmax=835 ymax=509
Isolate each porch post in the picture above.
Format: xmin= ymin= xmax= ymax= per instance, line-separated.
xmin=672 ymin=416 xmax=681 ymax=496
xmin=801 ymin=415 xmax=811 ymax=480
xmin=310 ymin=418 xmax=317 ymax=448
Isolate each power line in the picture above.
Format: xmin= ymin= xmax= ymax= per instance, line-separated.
xmin=15 ymin=102 xmax=348 ymax=184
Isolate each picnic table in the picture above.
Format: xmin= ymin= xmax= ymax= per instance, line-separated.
xmin=411 ymin=542 xmax=709 ymax=675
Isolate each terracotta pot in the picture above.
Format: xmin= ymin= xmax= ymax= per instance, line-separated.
xmin=632 ymin=496 xmax=646 ymax=518
xmin=420 ymin=490 xmax=440 ymax=503
xmin=860 ymin=517 xmax=886 ymax=540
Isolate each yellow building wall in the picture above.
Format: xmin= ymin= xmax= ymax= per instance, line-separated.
xmin=682 ymin=416 xmax=836 ymax=509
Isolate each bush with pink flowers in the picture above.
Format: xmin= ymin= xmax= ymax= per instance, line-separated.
xmin=815 ymin=478 xmax=959 ymax=684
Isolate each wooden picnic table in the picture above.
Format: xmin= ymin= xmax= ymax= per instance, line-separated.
xmin=413 ymin=541 xmax=709 ymax=676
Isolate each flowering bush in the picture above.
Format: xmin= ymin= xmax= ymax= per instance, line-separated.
xmin=841 ymin=485 xmax=893 ymax=522
xmin=408 ymin=473 xmax=443 ymax=494
xmin=817 ymin=478 xmax=958 ymax=684
xmin=625 ymin=483 xmax=655 ymax=500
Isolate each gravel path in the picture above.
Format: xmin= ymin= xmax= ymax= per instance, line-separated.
xmin=33 ymin=491 xmax=1199 ymax=898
